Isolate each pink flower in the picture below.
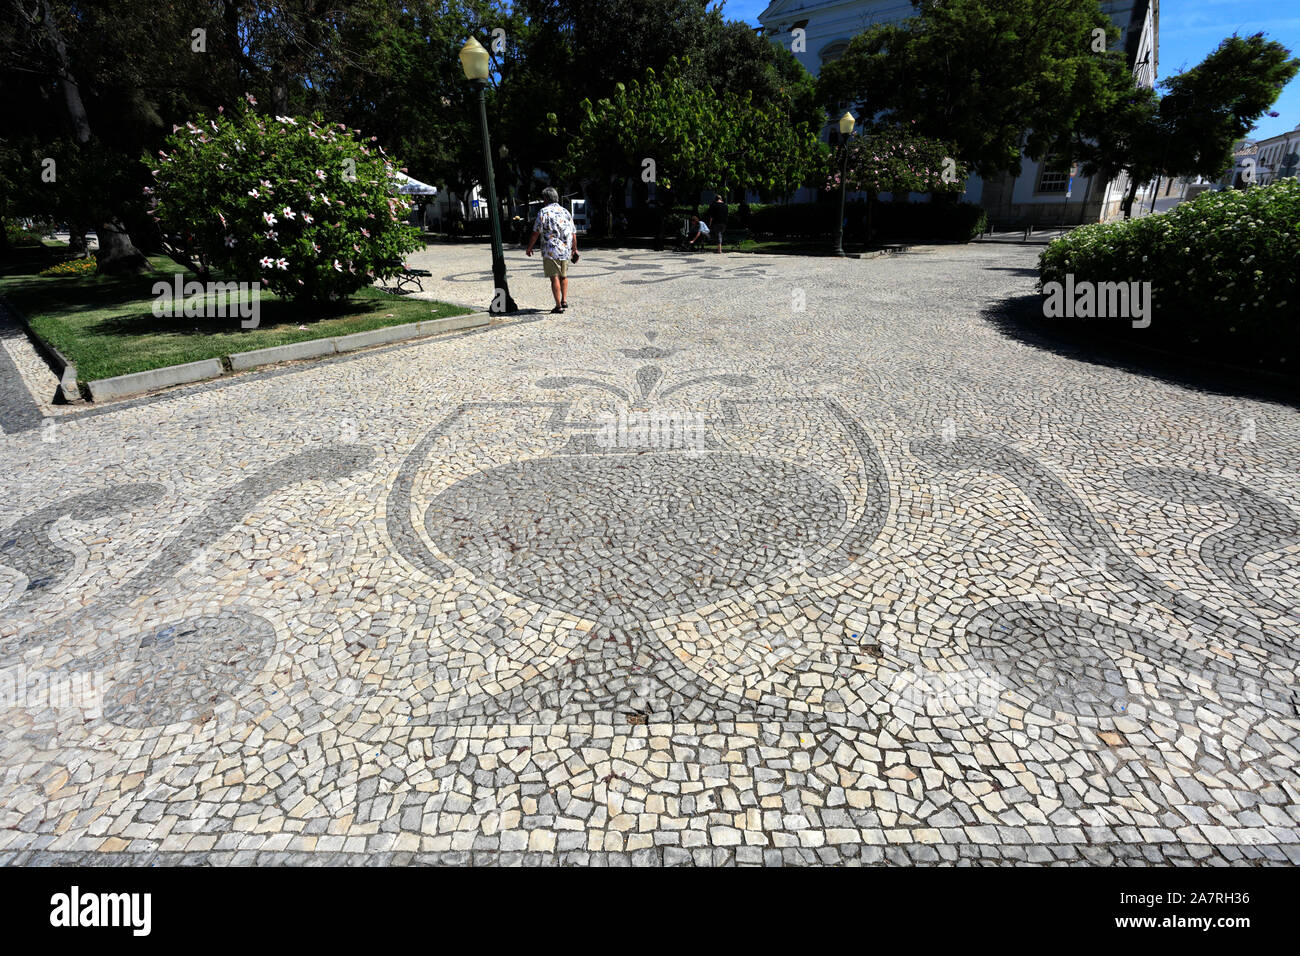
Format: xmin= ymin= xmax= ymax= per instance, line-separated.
xmin=315 ymin=169 xmax=327 ymax=181
xmin=360 ymin=228 xmax=370 ymax=237
xmin=248 ymin=188 xmax=259 ymax=198
xmin=275 ymin=258 xmax=289 ymax=270
xmin=302 ymin=213 xmax=314 ymax=224
xmin=264 ymin=230 xmax=278 ymax=240
xmin=282 ymin=206 xmax=296 ymax=219
xmin=245 ymin=92 xmax=258 ymax=105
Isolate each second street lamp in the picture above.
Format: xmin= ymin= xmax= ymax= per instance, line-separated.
xmin=833 ymin=110 xmax=855 ymax=257
xmin=459 ymin=36 xmax=516 ymax=314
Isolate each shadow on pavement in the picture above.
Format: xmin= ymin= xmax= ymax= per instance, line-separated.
xmin=981 ymin=293 xmax=1300 ymax=410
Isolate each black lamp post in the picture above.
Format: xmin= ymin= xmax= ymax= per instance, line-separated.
xmin=832 ymin=110 xmax=855 ymax=257
xmin=460 ymin=37 xmax=516 ymax=313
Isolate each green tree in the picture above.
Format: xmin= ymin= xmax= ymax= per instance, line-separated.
xmin=815 ymin=0 xmax=1117 ymax=177
xmin=0 ymin=0 xmax=226 ymax=271
xmin=1069 ymin=32 xmax=1298 ymax=218
xmin=559 ymin=65 xmax=827 ymax=230
xmin=1158 ymin=33 xmax=1300 ymax=185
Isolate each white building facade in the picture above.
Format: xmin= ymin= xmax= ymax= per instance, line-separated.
xmin=1254 ymin=124 xmax=1300 ymax=184
xmin=757 ymin=0 xmax=1159 ymax=225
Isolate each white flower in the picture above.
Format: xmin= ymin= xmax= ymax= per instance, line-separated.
xmin=248 ymin=188 xmax=259 ymax=198
xmin=275 ymin=257 xmax=289 ymax=270
xmin=262 ymin=211 xmax=278 ymax=225
xmin=282 ymin=206 xmax=296 ymax=219
xmin=333 ymin=259 xmax=343 ymax=272
xmin=259 ymin=256 xmax=274 ymax=268
xmin=264 ymin=230 xmax=278 ymax=240
xmin=315 ymin=169 xmax=327 ymax=181
xmin=302 ymin=213 xmax=314 ymax=224
xmin=224 ymin=235 xmax=237 ymax=248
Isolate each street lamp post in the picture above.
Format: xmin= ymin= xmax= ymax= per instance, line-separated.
xmin=833 ymin=110 xmax=855 ymax=257
xmin=460 ymin=36 xmax=516 ymax=314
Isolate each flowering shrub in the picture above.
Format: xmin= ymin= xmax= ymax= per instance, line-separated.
xmin=147 ymin=98 xmax=422 ymax=302
xmin=39 ymin=257 xmax=99 ymax=277
xmin=1040 ymin=179 xmax=1300 ymax=366
xmin=827 ymin=125 xmax=968 ymax=197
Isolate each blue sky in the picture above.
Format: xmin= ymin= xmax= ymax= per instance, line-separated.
xmin=719 ymin=0 xmax=1300 ymax=140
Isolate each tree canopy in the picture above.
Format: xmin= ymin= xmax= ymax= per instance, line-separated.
xmin=560 ymin=63 xmax=826 ymax=212
xmin=815 ymin=0 xmax=1119 ymax=177
xmin=1069 ymin=32 xmax=1298 ymax=216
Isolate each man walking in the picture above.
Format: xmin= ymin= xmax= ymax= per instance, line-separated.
xmin=706 ymin=193 xmax=728 ymax=254
xmin=525 ymin=187 xmax=577 ymax=313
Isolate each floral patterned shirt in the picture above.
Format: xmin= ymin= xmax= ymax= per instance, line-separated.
xmin=534 ymin=203 xmax=575 ymax=260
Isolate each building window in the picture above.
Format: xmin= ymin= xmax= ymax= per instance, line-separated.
xmin=820 ymin=42 xmax=848 ymax=66
xmin=1036 ymin=163 xmax=1069 ymax=194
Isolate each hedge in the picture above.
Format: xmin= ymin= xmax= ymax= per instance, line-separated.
xmin=745 ymin=200 xmax=987 ymax=242
xmin=560 ymin=198 xmax=988 ymax=242
xmin=1039 ymin=179 xmax=1300 ymax=369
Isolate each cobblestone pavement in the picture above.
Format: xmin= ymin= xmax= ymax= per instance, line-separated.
xmin=2 ymin=243 xmax=1298 ymax=865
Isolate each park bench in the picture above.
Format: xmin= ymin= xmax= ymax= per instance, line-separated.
xmin=382 ymin=260 xmax=431 ymax=294
xmin=725 ymin=226 xmax=750 ymax=249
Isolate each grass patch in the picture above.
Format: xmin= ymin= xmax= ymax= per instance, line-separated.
xmin=0 ymin=254 xmax=471 ymax=381
xmin=734 ymin=238 xmax=879 ymax=256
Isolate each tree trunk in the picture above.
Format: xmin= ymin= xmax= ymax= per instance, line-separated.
xmin=38 ymin=0 xmax=149 ymax=274
xmin=67 ymin=222 xmax=89 ymax=258
xmin=1121 ymin=177 xmax=1140 ymax=219
xmin=95 ymin=220 xmax=150 ymax=274
xmin=270 ymin=65 xmax=290 ymax=117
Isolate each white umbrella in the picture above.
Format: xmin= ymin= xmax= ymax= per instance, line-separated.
xmin=392 ymin=171 xmax=437 ymax=195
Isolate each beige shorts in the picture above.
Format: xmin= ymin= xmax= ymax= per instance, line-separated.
xmin=543 ymin=257 xmax=569 ymax=278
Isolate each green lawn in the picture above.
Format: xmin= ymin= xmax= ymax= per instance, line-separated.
xmin=0 ymin=252 xmax=471 ymax=382
xmin=733 ymin=238 xmax=878 ymax=256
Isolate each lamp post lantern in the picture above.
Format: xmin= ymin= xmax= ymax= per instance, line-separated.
xmin=460 ymin=36 xmax=516 ymax=313
xmin=833 ymin=110 xmax=855 ymax=257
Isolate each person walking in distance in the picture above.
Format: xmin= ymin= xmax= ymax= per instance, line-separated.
xmin=525 ymin=187 xmax=578 ymax=313
xmin=706 ymin=193 xmax=728 ymax=254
